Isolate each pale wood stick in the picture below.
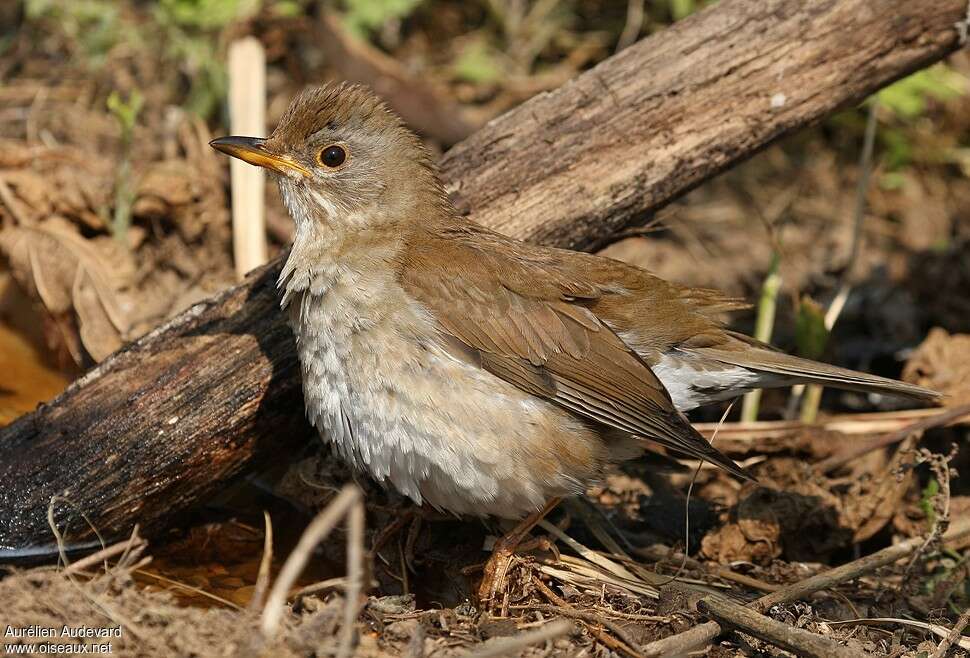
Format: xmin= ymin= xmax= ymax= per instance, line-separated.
xmin=694 ymin=407 xmax=970 ymax=440
xmin=465 ymin=619 xmax=573 ymax=658
xmin=228 ymin=36 xmax=267 ymax=279
xmin=698 ymin=595 xmax=865 ymax=658
xmin=815 ymin=402 xmax=970 ymax=473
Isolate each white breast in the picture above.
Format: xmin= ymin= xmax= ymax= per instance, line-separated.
xmin=280 ymin=236 xmax=589 ymax=518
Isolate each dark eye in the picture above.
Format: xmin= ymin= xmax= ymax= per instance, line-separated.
xmin=319 ymin=145 xmax=346 ymax=168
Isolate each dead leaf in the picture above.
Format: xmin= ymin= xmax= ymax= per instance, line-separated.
xmin=903 ymin=328 xmax=970 ymax=406
xmin=0 ymin=219 xmax=131 ymax=362
xmin=846 ymin=435 xmax=918 ymax=542
xmin=701 ymin=522 xmax=780 ymax=564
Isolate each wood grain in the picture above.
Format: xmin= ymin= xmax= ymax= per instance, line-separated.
xmin=1 ymin=0 xmax=966 ymax=553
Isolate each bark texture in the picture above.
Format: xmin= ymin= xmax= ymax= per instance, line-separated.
xmin=1 ymin=0 xmax=966 ymax=552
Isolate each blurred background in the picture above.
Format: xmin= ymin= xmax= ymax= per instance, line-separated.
xmin=0 ymin=0 xmax=968 ymax=421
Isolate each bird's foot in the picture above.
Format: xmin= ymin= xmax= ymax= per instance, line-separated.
xmin=477 ymin=497 xmax=561 ymax=614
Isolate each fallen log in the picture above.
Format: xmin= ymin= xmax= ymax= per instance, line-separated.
xmin=1 ymin=0 xmax=966 ymax=554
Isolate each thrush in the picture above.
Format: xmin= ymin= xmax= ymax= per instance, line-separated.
xmin=211 ymin=83 xmax=939 ymax=522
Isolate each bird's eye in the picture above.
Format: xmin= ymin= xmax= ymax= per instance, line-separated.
xmin=319 ymin=145 xmax=346 ymax=168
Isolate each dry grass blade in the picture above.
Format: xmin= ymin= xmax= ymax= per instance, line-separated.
xmin=339 ymin=493 xmax=366 ymax=658
xmin=616 ymin=0 xmax=645 ymax=52
xmin=47 ymin=494 xmax=108 ymax=570
xmin=464 ymin=619 xmax=573 ymax=658
xmin=715 ymin=568 xmax=782 ymax=593
xmin=693 ymin=407 xmax=970 ymax=440
xmin=260 ymin=484 xmax=364 ymax=647
xmin=536 ymin=562 xmax=658 ymax=599
xmin=248 ymin=511 xmax=273 ymax=611
xmin=62 ymin=528 xmax=146 ymax=575
xmin=292 ymin=577 xmax=348 ymax=602
xmin=596 ymin=551 xmax=727 ymax=589
xmin=134 ymin=569 xmax=242 ymax=610
xmin=537 ymin=519 xmax=639 ymax=581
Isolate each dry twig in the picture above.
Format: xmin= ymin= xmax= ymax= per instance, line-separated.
xmin=528 ymin=578 xmax=646 ymax=657
xmin=931 ymin=607 xmax=970 ymax=658
xmin=260 ymin=484 xmax=365 ymax=655
xmin=756 ymin=515 xmax=970 ymax=611
xmin=464 ymin=619 xmax=573 ymax=658
xmin=816 ymin=402 xmax=970 ymax=473
xmin=697 ymin=595 xmax=865 ymax=658
xmin=641 ymin=516 xmax=970 ymax=656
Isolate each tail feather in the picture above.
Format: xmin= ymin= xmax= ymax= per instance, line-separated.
xmin=694 ymin=345 xmax=941 ymax=403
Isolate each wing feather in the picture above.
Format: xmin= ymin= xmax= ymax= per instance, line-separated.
xmin=398 ymin=226 xmax=753 ymax=481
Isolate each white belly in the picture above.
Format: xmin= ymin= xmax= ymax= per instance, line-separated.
xmin=285 ymin=265 xmax=591 ymax=518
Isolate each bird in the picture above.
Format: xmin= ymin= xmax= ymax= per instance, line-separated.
xmin=210 ymin=82 xmax=938 ymax=532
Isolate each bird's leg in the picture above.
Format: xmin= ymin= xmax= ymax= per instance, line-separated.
xmin=372 ymin=503 xmax=448 ymax=571
xmin=477 ymin=497 xmax=562 ymax=609
xmin=403 ymin=513 xmax=422 ymax=573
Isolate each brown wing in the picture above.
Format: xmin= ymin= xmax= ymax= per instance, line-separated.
xmin=398 ymin=224 xmax=753 ymax=481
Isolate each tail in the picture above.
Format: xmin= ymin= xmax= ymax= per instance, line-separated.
xmin=692 ymin=334 xmax=942 ymax=403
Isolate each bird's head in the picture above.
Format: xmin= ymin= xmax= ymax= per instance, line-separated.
xmin=211 ymin=83 xmax=446 ymax=230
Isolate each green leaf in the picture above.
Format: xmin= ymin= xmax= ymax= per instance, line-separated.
xmin=878 ymin=171 xmax=906 ymax=191
xmin=271 ymin=0 xmax=304 ymax=17
xmin=795 ymin=296 xmax=829 ymax=360
xmin=669 ymin=0 xmax=696 ymax=20
xmin=452 ymin=38 xmax=502 ymax=84
xmin=341 ymin=0 xmax=423 ymax=37
xmin=106 ymin=89 xmax=144 ymax=141
xmin=157 ymin=0 xmax=262 ymax=29
xmin=877 ymin=65 xmax=969 ymax=120
xmin=920 ymin=477 xmax=940 ymax=528
xmin=879 ymin=127 xmax=913 ymax=171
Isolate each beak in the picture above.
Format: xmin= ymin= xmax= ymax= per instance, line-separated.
xmin=209 ymin=136 xmax=310 ymax=176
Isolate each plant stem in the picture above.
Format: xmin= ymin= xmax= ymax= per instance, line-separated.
xmin=112 ymin=157 xmax=133 ymax=246
xmin=741 ymin=252 xmax=781 ymax=422
xmin=799 ymin=101 xmax=879 ymax=422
